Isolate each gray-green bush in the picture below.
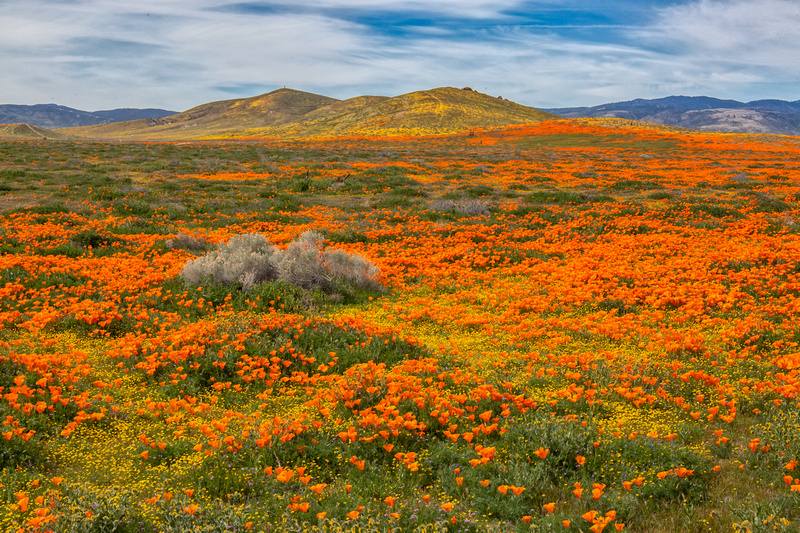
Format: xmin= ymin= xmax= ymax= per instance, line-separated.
xmin=181 ymin=233 xmax=280 ymax=290
xmin=180 ymin=230 xmax=383 ymax=294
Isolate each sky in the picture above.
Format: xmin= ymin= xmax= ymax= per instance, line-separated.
xmin=1 ymin=0 xmax=799 ymax=111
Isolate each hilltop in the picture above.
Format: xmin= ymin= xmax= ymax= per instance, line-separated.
xmin=59 ymin=87 xmax=557 ymax=140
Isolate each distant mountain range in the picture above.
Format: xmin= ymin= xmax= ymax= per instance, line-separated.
xmin=544 ymin=96 xmax=800 ymax=136
xmin=3 ymin=92 xmax=800 ymax=140
xmin=55 ymin=87 xmax=558 ymax=141
xmin=0 ymin=104 xmax=176 ymax=129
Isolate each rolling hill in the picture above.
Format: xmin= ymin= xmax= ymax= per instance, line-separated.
xmin=0 ymin=123 xmax=71 ymax=140
xmin=545 ymin=96 xmax=800 ymax=135
xmin=59 ymin=87 xmax=558 ymax=140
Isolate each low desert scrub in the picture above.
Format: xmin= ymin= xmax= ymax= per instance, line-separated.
xmin=181 ymin=233 xmax=280 ymax=290
xmin=180 ymin=230 xmax=383 ymax=294
xmin=428 ymin=198 xmax=492 ymax=216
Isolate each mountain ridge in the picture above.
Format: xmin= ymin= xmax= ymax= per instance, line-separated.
xmin=0 ymin=103 xmax=176 ymax=129
xmin=7 ymin=91 xmax=800 ymax=140
xmin=544 ymin=96 xmax=800 ymax=135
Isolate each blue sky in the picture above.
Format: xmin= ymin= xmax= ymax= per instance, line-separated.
xmin=1 ymin=0 xmax=798 ymax=111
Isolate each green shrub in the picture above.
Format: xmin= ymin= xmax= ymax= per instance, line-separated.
xmin=113 ymin=199 xmax=153 ymax=217
xmin=374 ymin=197 xmax=414 ymax=208
xmin=389 ymin=186 xmax=427 ymax=198
xmin=752 ymin=196 xmax=791 ymax=213
xmin=291 ymin=171 xmax=312 ymax=192
xmin=270 ymin=193 xmax=303 ymax=212
xmin=525 ymin=190 xmax=594 ymax=205
xmin=462 ymin=185 xmax=495 ymax=198
xmin=15 ymin=202 xmax=72 ymax=215
xmin=649 ymin=191 xmax=674 ymax=200
xmin=690 ymin=203 xmax=744 ymax=219
xmin=71 ymin=230 xmax=124 ymax=250
xmin=608 ymin=179 xmax=661 ymax=191
xmin=326 ymin=229 xmax=370 ymax=244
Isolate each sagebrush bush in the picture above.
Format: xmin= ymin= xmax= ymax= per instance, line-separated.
xmin=181 ymin=233 xmax=280 ymax=290
xmin=276 ymin=230 xmax=329 ymax=290
xmin=181 ymin=230 xmax=383 ymax=294
xmin=428 ymin=198 xmax=492 ymax=216
xmin=324 ymin=248 xmax=382 ymax=292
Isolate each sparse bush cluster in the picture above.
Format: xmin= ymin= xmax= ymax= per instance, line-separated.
xmin=180 ymin=230 xmax=383 ymax=294
xmin=428 ymin=198 xmax=492 ymax=216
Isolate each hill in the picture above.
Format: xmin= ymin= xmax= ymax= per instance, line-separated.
xmin=59 ymin=87 xmax=558 ymax=140
xmin=0 ymin=104 xmax=176 ymax=129
xmin=62 ymin=88 xmax=340 ymax=140
xmin=545 ymin=96 xmax=800 ymax=135
xmin=247 ymin=87 xmax=557 ymax=138
xmin=0 ymin=123 xmax=71 ymax=140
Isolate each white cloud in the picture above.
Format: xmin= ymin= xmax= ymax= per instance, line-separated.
xmin=0 ymin=0 xmax=798 ymax=110
xmin=652 ymin=0 xmax=800 ymax=58
xmin=637 ymin=0 xmax=800 ymax=77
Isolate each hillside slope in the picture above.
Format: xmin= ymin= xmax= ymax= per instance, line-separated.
xmin=60 ymin=87 xmax=557 ymax=140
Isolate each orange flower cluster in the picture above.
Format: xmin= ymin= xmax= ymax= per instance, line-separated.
xmin=1 ymin=121 xmax=800 ymax=530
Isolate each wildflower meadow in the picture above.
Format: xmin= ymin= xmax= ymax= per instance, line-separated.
xmin=1 ymin=119 xmax=800 ymax=532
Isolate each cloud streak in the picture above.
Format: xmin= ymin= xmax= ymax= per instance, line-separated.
xmin=0 ymin=0 xmax=797 ymax=110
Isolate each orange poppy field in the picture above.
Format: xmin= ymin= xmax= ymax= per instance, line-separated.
xmin=1 ymin=119 xmax=800 ymax=532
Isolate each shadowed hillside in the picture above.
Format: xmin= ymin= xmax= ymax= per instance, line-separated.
xmin=60 ymin=87 xmax=557 ymax=140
